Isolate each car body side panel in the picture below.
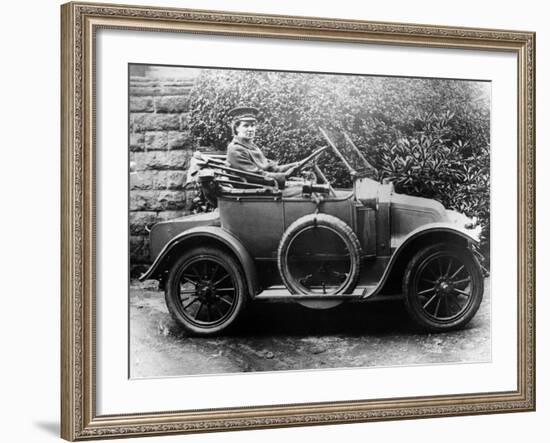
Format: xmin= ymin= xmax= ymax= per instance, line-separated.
xmin=376 ymin=184 xmax=392 ymax=256
xmin=282 ymin=194 xmax=355 ymax=231
xmin=218 ymin=197 xmax=284 ymax=259
xmin=218 ymin=193 xmax=356 ymax=259
xmin=390 ymin=192 xmax=448 ymax=242
xmin=149 ymin=210 xmax=221 ymax=260
xmin=356 ymin=206 xmax=377 ymax=256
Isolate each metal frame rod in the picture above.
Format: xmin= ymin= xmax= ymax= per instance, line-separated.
xmin=318 ymin=127 xmax=357 ymax=176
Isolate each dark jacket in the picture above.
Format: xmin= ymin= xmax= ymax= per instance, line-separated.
xmin=226 ymin=137 xmax=281 ymax=174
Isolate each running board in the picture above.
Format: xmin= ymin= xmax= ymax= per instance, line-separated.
xmin=253 ymin=285 xmax=403 ymax=301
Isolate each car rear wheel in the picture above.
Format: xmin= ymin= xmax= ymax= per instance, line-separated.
xmin=277 ymin=213 xmax=362 ymax=296
xmin=403 ymin=243 xmax=483 ymax=332
xmin=165 ymin=247 xmax=246 ymax=335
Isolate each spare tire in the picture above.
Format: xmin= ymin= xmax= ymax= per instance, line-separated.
xmin=277 ymin=213 xmax=362 ymax=295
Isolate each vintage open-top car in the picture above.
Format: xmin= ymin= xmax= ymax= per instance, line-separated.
xmin=140 ymin=128 xmax=485 ymax=335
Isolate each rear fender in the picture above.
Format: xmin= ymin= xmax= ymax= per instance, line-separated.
xmin=365 ymin=223 xmax=481 ymax=298
xmin=139 ymin=226 xmax=259 ymax=297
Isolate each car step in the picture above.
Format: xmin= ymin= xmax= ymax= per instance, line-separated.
xmin=254 ymin=285 xmax=402 ymax=301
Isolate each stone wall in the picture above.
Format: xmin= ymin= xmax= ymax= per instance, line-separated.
xmin=129 ymin=70 xmax=200 ymax=275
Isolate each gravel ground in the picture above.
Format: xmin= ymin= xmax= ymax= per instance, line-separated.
xmin=130 ymin=279 xmax=491 ymax=378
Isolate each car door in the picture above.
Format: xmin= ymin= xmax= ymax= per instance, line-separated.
xmin=218 ymin=196 xmax=284 ymax=259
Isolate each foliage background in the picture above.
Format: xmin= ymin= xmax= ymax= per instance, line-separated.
xmin=188 ymin=69 xmax=491 ymax=256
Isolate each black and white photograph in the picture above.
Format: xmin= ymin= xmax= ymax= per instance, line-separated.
xmin=2 ymin=0 xmax=545 ymax=440
xmin=52 ymin=1 xmax=537 ymax=441
xmin=129 ymin=64 xmax=491 ymax=378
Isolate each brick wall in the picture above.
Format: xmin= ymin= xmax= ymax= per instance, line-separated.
xmin=129 ymin=70 xmax=200 ymax=275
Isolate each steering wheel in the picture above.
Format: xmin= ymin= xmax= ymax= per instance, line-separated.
xmin=284 ymin=146 xmax=328 ymax=179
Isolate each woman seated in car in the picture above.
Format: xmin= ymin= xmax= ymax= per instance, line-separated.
xmin=226 ymin=106 xmax=301 ymax=193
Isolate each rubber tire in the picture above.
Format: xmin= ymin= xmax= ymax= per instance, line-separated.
xmin=165 ymin=246 xmax=247 ymax=336
xmin=277 ymin=213 xmax=362 ymax=295
xmin=402 ymin=243 xmax=484 ymax=332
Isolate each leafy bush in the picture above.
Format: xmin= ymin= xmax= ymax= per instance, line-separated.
xmin=187 ymin=69 xmax=490 ymax=257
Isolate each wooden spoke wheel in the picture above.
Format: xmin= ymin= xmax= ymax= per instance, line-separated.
xmin=165 ymin=247 xmax=246 ymax=335
xmin=403 ymin=243 xmax=484 ymax=332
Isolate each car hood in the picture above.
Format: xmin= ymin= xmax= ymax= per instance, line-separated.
xmin=390 ymin=192 xmax=479 ymax=242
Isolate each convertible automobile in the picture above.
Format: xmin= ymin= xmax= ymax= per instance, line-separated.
xmin=139 ymin=128 xmax=485 ymax=335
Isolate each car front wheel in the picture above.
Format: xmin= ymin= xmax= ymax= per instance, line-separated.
xmin=403 ymin=243 xmax=484 ymax=332
xmin=165 ymin=246 xmax=246 ymax=335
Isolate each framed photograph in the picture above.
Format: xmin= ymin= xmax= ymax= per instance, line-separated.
xmin=61 ymin=1 xmax=535 ymax=440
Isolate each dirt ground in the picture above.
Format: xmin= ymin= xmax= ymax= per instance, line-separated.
xmin=129 ymin=279 xmax=491 ymax=378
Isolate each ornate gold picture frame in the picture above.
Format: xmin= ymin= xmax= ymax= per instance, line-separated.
xmin=61 ymin=1 xmax=535 ymax=440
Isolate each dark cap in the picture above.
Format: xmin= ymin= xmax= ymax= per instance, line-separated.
xmin=228 ymin=106 xmax=259 ymax=122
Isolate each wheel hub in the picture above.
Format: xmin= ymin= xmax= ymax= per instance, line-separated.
xmin=197 ymin=282 xmax=216 ymax=301
xmin=437 ymin=279 xmax=453 ymax=295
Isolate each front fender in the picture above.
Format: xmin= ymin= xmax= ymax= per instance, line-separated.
xmin=392 ymin=222 xmax=481 ymax=250
xmin=139 ymin=226 xmax=259 ymax=297
xmin=364 ymin=223 xmax=480 ymax=299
